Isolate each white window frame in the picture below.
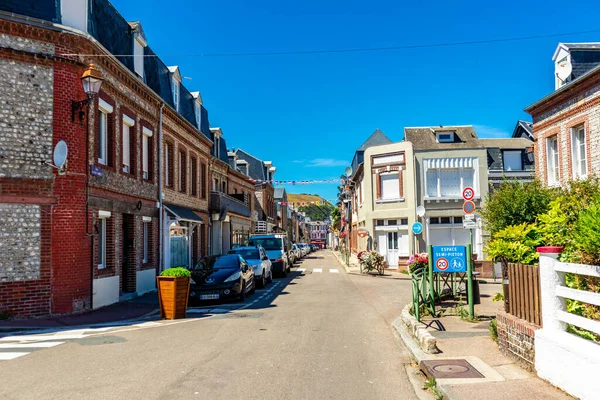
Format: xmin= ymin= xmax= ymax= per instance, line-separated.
xmin=502 ymin=150 xmax=522 ymax=171
xmin=97 ymin=211 xmax=111 ymax=269
xmin=436 ymin=132 xmax=454 ymax=143
xmin=379 ymin=172 xmax=401 ymax=202
xmin=142 ymin=216 xmax=151 ymax=264
xmin=122 ymin=114 xmax=135 ymax=173
xmin=571 ymin=124 xmax=587 ymax=179
xmin=194 ymin=101 xmax=201 ymax=130
xmin=172 ymin=77 xmax=180 ymax=111
xmin=165 ymin=143 xmax=170 ymax=187
xmin=423 ymin=159 xmax=478 ymax=200
xmin=179 ymin=150 xmax=185 ymax=192
xmin=142 ymin=127 xmax=153 ymax=180
xmin=98 ymin=99 xmax=113 ymax=165
xmin=546 ymin=135 xmax=560 ymax=186
xmin=133 ymin=37 xmax=146 ymax=80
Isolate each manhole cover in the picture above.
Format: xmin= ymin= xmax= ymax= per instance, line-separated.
xmin=420 ymin=359 xmax=484 ymax=379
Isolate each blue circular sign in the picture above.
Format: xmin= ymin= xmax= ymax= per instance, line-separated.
xmin=412 ymin=222 xmax=423 ymax=235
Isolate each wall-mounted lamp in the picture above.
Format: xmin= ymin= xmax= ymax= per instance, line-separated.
xmin=72 ymin=64 xmax=104 ymax=123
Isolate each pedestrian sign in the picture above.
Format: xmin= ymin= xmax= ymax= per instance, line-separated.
xmin=462 ymin=187 xmax=475 ymax=201
xmin=433 ymin=246 xmax=467 ymax=273
xmin=412 ymin=222 xmax=423 ymax=235
xmin=463 ymin=200 xmax=475 ymax=214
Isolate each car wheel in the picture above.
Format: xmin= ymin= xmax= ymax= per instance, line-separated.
xmin=267 ymin=269 xmax=273 ymax=283
xmin=286 ymin=262 xmax=291 ymax=273
xmin=259 ymin=274 xmax=266 ymax=288
xmin=281 ymin=266 xmax=287 ymax=277
xmin=249 ymin=280 xmax=256 ymax=294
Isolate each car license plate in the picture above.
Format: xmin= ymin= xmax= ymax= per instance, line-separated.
xmin=200 ymin=294 xmax=219 ymax=300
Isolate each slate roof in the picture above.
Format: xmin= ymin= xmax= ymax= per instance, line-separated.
xmin=404 ymin=126 xmax=484 ymax=150
xmin=235 ymin=149 xmax=268 ymax=181
xmin=0 ymin=0 xmax=59 ymax=23
xmin=274 ymin=188 xmax=286 ymax=200
xmin=512 ymin=120 xmax=533 ymax=140
xmin=480 ymin=138 xmax=533 ymax=149
xmin=357 ymin=129 xmax=392 ymax=151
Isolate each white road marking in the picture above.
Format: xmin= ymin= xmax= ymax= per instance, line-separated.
xmin=0 ymin=341 xmax=64 ymax=349
xmin=313 ymin=268 xmax=322 ymax=273
xmin=330 ymin=269 xmax=339 ymax=273
xmin=0 ymin=352 xmax=28 ymax=360
xmin=297 ymin=268 xmax=306 ymax=273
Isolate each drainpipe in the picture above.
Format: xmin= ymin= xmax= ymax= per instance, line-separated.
xmin=158 ymin=102 xmax=165 ymax=273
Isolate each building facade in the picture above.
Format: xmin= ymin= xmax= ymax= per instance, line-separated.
xmin=526 ymin=43 xmax=600 ymax=186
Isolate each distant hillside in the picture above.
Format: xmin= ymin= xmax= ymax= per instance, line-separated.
xmin=287 ymin=193 xmax=331 ymax=206
xmin=287 ymin=193 xmax=333 ymax=222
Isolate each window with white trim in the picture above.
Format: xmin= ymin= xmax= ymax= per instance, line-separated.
xmin=98 ymin=99 xmax=113 ymax=165
xmin=142 ymin=127 xmax=153 ymax=180
xmin=503 ymin=150 xmax=522 ymax=171
xmin=546 ymin=135 xmax=560 ymax=186
xmin=172 ymin=77 xmax=180 ymax=111
xmin=122 ymin=114 xmax=134 ymax=173
xmin=133 ymin=37 xmax=146 ymax=79
xmin=380 ymin=172 xmax=400 ymax=200
xmin=571 ymin=124 xmax=587 ymax=179
xmin=165 ymin=143 xmax=171 ymax=187
xmin=424 ymin=158 xmax=477 ymax=199
xmin=436 ymin=132 xmax=454 ymax=143
xmin=194 ymin=102 xmax=201 ymax=130
xmin=97 ymin=211 xmax=111 ymax=269
xmin=142 ymin=218 xmax=150 ymax=264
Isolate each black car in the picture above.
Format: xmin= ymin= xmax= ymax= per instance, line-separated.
xmin=188 ymin=254 xmax=255 ymax=303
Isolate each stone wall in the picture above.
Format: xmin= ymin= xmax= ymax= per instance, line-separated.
xmin=496 ymin=310 xmax=538 ymax=372
xmin=0 ymin=48 xmax=53 ymax=179
xmin=0 ymin=203 xmax=41 ymax=282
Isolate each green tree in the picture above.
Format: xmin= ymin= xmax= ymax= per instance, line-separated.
xmin=331 ymin=207 xmax=341 ymax=230
xmin=481 ymin=179 xmax=556 ymax=235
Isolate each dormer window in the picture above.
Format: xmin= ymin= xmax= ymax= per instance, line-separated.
xmin=194 ymin=102 xmax=201 ymax=129
xmin=130 ymin=22 xmax=147 ymax=80
xmin=171 ymin=78 xmax=179 ymax=111
xmin=436 ymin=131 xmax=454 ymax=143
xmin=191 ymin=92 xmax=203 ymax=131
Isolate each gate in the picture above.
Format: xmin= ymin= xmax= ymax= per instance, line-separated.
xmin=170 ymin=236 xmax=189 ymax=268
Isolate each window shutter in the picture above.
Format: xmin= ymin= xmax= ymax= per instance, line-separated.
xmin=381 ymin=173 xmax=399 ymax=200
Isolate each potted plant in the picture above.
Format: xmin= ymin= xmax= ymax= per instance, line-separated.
xmin=358 ymin=250 xmax=385 ymax=275
xmin=156 ymin=267 xmax=191 ymax=320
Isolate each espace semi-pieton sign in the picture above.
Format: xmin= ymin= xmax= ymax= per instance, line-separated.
xmin=432 ymin=246 xmax=467 ymax=273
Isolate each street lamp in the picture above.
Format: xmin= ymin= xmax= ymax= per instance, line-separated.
xmin=72 ymin=64 xmax=104 ymax=122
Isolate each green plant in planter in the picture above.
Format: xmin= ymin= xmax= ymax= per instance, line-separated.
xmin=160 ymin=267 xmax=191 ymax=278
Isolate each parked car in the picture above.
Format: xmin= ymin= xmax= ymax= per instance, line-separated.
xmin=248 ymin=234 xmax=291 ymax=276
xmin=296 ymin=243 xmax=307 ymax=257
xmin=300 ymin=243 xmax=311 ymax=255
xmin=310 ymin=244 xmax=319 ymax=252
xmin=228 ymin=246 xmax=272 ymax=288
xmin=292 ymin=244 xmax=302 ymax=261
xmin=188 ymin=254 xmax=255 ymax=303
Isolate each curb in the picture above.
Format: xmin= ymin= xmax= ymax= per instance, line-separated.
xmin=398 ymin=304 xmax=440 ymax=354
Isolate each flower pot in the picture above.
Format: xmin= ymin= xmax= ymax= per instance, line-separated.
xmin=157 ymin=276 xmax=190 ymax=320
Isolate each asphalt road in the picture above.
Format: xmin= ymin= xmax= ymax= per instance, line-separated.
xmin=0 ymin=251 xmax=417 ymax=400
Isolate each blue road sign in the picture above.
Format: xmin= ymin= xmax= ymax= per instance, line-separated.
xmin=412 ymin=222 xmax=423 ymax=235
xmin=433 ymin=246 xmax=467 ymax=273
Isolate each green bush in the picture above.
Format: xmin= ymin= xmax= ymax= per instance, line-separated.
xmin=489 ymin=318 xmax=498 ymax=343
xmin=482 ymin=179 xmax=556 ymax=235
xmin=485 ymin=223 xmax=541 ymax=265
xmin=160 ymin=267 xmax=191 ymax=278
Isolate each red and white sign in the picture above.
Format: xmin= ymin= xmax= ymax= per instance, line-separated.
xmin=463 ymin=200 xmax=476 ymax=214
xmin=436 ymin=257 xmax=449 ymax=271
xmin=462 ymin=187 xmax=475 ymax=201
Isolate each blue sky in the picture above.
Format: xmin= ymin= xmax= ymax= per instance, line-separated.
xmin=112 ymin=0 xmax=600 ymax=203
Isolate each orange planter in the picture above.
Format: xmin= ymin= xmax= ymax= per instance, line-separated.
xmin=156 ymin=276 xmax=190 ymax=320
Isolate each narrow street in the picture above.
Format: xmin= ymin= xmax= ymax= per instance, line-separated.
xmin=0 ymin=251 xmax=417 ymax=400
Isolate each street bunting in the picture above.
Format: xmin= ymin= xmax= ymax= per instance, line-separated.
xmin=432 ymin=246 xmax=467 ymax=273
xmin=462 ymin=186 xmax=475 ymax=201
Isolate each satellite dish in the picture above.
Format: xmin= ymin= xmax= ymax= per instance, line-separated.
xmin=53 ymin=140 xmax=68 ymax=169
xmin=556 ymin=58 xmax=572 ymax=82
xmin=416 ymin=205 xmax=426 ymax=217
xmin=344 ymin=166 xmax=353 ymax=177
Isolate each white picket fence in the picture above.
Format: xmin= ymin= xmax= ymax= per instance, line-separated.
xmin=536 ymin=248 xmax=600 ymax=400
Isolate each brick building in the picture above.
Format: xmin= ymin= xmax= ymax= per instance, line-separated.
xmin=525 ymin=43 xmax=600 ymax=185
xmin=0 ymin=0 xmax=234 ymax=317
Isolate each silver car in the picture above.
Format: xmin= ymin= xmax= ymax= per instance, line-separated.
xmin=292 ymin=244 xmax=303 ymax=261
xmin=228 ymin=246 xmax=273 ymax=288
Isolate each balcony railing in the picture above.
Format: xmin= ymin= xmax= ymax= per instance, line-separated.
xmin=210 ymin=191 xmax=251 ymax=218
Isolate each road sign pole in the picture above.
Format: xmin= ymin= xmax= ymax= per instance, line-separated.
xmin=467 ymin=243 xmax=474 ymax=318
xmin=428 ymin=245 xmax=435 ymax=313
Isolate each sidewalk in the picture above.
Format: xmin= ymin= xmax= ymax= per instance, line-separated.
xmin=394 ymin=281 xmax=572 ymax=400
xmin=0 ymin=291 xmax=159 ymax=332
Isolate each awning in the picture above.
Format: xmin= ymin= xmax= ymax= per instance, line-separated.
xmin=165 ymin=204 xmax=204 ymax=223
xmin=425 ymin=157 xmax=474 ymax=169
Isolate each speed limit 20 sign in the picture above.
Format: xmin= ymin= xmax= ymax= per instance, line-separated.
xmin=462 ymin=187 xmax=475 ymax=201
